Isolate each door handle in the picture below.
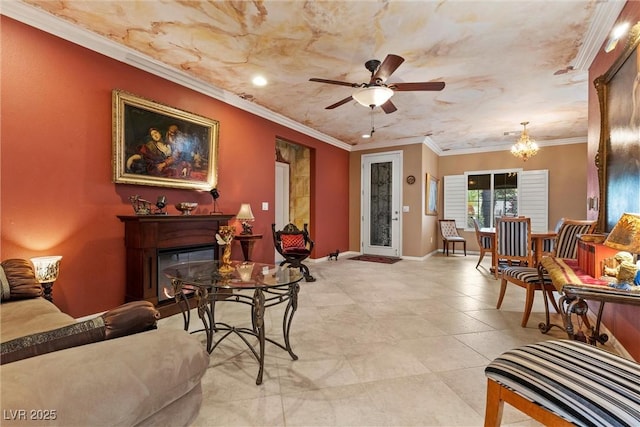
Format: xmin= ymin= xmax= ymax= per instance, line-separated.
xmin=392 ymin=217 xmax=399 ymax=221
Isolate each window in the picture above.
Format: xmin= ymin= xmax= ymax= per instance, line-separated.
xmin=444 ymin=169 xmax=548 ymax=232
xmin=467 ymin=171 xmax=518 ymax=228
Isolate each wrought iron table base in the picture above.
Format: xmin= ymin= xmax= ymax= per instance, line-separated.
xmin=172 ymin=279 xmax=299 ymax=385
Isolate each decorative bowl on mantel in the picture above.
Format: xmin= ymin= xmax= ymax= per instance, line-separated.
xmin=175 ymin=202 xmax=198 ymax=215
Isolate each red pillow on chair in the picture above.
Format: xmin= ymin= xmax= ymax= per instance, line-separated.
xmin=281 ymin=234 xmax=306 ymax=252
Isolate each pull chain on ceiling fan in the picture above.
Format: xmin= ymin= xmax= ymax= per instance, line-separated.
xmin=309 ymin=54 xmax=445 ymax=114
xmin=362 ymin=107 xmax=376 ymax=139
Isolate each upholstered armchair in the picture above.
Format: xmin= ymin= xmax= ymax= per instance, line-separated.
xmin=438 ymin=219 xmax=466 ymax=256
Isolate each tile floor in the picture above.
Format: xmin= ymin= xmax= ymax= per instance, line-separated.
xmin=158 ymin=253 xmax=622 ymax=426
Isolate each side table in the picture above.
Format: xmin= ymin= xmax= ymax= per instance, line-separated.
xmin=235 ymin=234 xmax=263 ymax=261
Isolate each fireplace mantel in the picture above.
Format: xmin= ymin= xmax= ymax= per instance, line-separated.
xmin=118 ymin=214 xmax=234 ymax=316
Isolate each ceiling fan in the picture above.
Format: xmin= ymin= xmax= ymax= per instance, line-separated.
xmin=309 ymin=54 xmax=445 ymax=114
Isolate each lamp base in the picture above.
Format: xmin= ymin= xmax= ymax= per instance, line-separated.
xmin=42 ymin=282 xmax=54 ymax=302
xmin=241 ymin=222 xmax=254 ymax=235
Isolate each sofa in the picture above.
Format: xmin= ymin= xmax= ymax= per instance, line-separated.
xmin=0 ymin=259 xmax=210 ymax=426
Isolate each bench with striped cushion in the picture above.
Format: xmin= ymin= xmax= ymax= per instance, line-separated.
xmin=484 ymin=340 xmax=640 ymax=427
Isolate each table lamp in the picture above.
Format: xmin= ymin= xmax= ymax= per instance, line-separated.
xmin=30 ymin=255 xmax=63 ymax=302
xmin=236 ymin=203 xmax=255 ymax=235
xmin=604 ymin=212 xmax=640 ymax=261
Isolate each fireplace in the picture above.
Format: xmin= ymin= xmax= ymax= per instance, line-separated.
xmin=157 ymin=244 xmax=215 ymax=303
xmin=118 ymin=214 xmax=234 ymax=316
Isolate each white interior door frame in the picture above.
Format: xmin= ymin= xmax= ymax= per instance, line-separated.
xmin=275 ymin=161 xmax=290 ymax=263
xmin=361 ymin=151 xmax=402 ymax=257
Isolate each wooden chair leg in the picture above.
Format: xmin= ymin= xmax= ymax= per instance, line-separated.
xmin=496 ymin=278 xmax=508 ymax=309
xmin=464 ymin=241 xmax=467 ymax=256
xmin=484 ymin=379 xmax=504 ymax=427
xmin=521 ymin=283 xmax=535 ymax=327
xmin=476 ymin=249 xmax=485 ymax=268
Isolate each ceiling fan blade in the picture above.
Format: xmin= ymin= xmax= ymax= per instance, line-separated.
xmin=380 ymin=99 xmax=397 ymax=114
xmin=309 ymin=78 xmax=356 ymax=87
xmin=326 ymin=96 xmax=353 ymax=109
xmin=372 ymin=54 xmax=404 ymax=83
xmin=391 ymin=82 xmax=445 ymax=91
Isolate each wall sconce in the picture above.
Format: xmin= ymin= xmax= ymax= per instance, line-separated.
xmin=236 ymin=203 xmax=255 ymax=235
xmin=30 ymin=256 xmax=63 ymax=302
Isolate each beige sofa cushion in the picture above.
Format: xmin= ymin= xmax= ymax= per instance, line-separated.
xmin=0 ymin=328 xmax=210 ymax=426
xmin=1 ymin=298 xmax=75 ymax=343
xmin=1 ymin=301 xmax=160 ymax=365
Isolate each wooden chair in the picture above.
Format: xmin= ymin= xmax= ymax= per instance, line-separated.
xmin=537 ymin=218 xmax=596 ymax=332
xmin=438 ymin=219 xmax=466 ymax=256
xmin=472 ymin=218 xmax=492 ymax=268
xmin=495 ymin=217 xmax=557 ymax=327
xmin=484 ymin=340 xmax=640 ymax=427
xmin=493 ymin=216 xmax=533 ymax=279
xmin=540 ymin=218 xmax=564 ymax=257
xmin=497 ymin=218 xmax=596 ymax=328
xmin=272 ymin=223 xmax=315 ymax=282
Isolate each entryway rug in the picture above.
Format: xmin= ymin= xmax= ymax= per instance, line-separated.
xmin=349 ymin=255 xmax=401 ymax=264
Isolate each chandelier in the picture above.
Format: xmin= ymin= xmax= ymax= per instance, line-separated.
xmin=511 ymin=121 xmax=539 ymax=161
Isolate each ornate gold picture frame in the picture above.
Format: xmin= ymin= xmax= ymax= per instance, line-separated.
xmin=112 ymin=89 xmax=219 ymax=190
xmin=594 ymin=22 xmax=640 ymax=232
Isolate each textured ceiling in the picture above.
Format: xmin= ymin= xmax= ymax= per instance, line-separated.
xmin=11 ymin=1 xmax=626 ymax=153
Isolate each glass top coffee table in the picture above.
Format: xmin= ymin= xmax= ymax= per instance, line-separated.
xmin=163 ymin=260 xmax=303 ymax=385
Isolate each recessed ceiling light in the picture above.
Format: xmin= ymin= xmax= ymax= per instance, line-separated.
xmin=252 ymin=75 xmax=267 ymax=87
xmin=361 ymin=133 xmax=371 ymax=139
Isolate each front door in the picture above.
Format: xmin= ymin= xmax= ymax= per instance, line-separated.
xmin=362 ymin=152 xmax=402 ymax=257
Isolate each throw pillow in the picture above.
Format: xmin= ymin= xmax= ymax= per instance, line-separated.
xmin=281 ymin=234 xmax=306 ymax=251
xmin=0 ymin=259 xmax=43 ymax=302
xmin=1 ymin=301 xmax=160 ymax=365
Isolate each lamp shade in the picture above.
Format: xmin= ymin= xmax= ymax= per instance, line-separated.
xmin=30 ymin=256 xmax=63 ymax=283
xmin=236 ymin=203 xmax=255 ymax=221
xmin=352 ymin=86 xmax=394 ymax=107
xmin=603 ymin=213 xmax=640 ymax=253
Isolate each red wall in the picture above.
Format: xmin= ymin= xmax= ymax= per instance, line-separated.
xmin=1 ymin=17 xmax=349 ymax=317
xmin=588 ymin=1 xmax=640 ymax=360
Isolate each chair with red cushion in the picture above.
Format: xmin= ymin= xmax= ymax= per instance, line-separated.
xmin=272 ymin=223 xmax=315 ymax=282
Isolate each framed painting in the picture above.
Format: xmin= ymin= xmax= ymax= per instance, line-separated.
xmin=594 ymin=22 xmax=640 ymax=232
xmin=112 ymin=89 xmax=219 ymax=190
xmin=425 ymin=173 xmax=439 ymax=216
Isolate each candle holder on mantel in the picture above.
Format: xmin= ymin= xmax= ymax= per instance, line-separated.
xmin=216 ymin=225 xmax=236 ymax=274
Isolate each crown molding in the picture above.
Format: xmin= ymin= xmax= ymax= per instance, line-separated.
xmin=1 ymin=1 xmax=351 ymax=152
xmin=437 ymin=136 xmax=586 ymax=157
xmin=573 ymin=0 xmax=627 ymax=70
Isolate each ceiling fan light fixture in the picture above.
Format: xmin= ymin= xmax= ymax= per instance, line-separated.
xmin=352 ymin=86 xmax=393 ymax=107
xmin=511 ymin=121 xmax=539 ymax=161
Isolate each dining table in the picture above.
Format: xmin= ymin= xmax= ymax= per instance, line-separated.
xmin=480 ymin=227 xmax=557 ymax=276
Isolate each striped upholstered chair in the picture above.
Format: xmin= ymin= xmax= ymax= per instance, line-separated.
xmin=551 ymin=218 xmax=596 ymax=259
xmin=495 ymin=217 xmax=556 ymax=327
xmin=493 ymin=217 xmax=534 ymax=279
xmin=497 ymin=218 xmax=596 ymax=328
xmin=539 ymin=218 xmax=565 ymax=257
xmin=484 ymin=340 xmax=640 ymax=426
